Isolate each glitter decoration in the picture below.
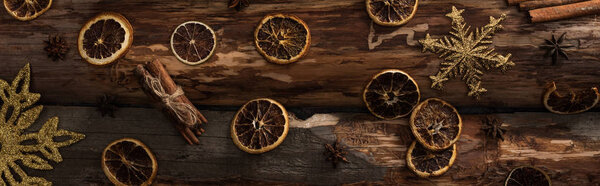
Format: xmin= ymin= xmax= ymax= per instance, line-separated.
xmin=419 ymin=6 xmax=515 ymax=99
xmin=0 ymin=64 xmax=85 ymax=185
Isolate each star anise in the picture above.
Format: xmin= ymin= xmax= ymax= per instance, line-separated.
xmin=481 ymin=116 xmax=507 ymax=141
xmin=228 ymin=0 xmax=250 ymax=11
xmin=540 ymin=32 xmax=573 ymax=65
xmin=97 ymin=94 xmax=118 ymax=118
xmin=324 ymin=139 xmax=350 ymax=168
xmin=44 ymin=34 xmax=69 ymax=61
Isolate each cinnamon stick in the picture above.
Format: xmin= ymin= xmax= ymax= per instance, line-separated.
xmin=508 ymin=0 xmax=533 ymax=5
xmin=520 ymin=0 xmax=588 ymax=10
xmin=135 ymin=59 xmax=207 ymax=145
xmin=529 ymin=0 xmax=600 ymax=23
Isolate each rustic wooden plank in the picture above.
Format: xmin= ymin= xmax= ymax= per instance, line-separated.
xmin=23 ymin=106 xmax=600 ymax=185
xmin=0 ymin=0 xmax=598 ymax=108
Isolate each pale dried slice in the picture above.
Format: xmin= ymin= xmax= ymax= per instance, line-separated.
xmin=366 ymin=0 xmax=418 ymax=26
xmin=231 ymin=98 xmax=289 ymax=154
xmin=505 ymin=166 xmax=551 ymax=186
xmin=170 ymin=21 xmax=216 ymax=65
xmin=4 ymin=0 xmax=52 ymax=21
xmin=78 ymin=12 xmax=133 ymax=66
xmin=102 ymin=138 xmax=157 ymax=186
xmin=254 ymin=14 xmax=310 ymax=64
xmin=410 ymin=98 xmax=461 ymax=151
xmin=543 ymin=81 xmax=599 ymax=114
xmin=406 ymin=141 xmax=456 ymax=178
xmin=363 ymin=69 xmax=420 ymax=119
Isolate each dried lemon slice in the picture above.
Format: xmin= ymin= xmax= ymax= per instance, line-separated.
xmin=170 ymin=21 xmax=216 ymax=65
xmin=78 ymin=12 xmax=133 ymax=66
xmin=543 ymin=81 xmax=599 ymax=114
xmin=231 ymin=98 xmax=289 ymax=154
xmin=366 ymin=0 xmax=418 ymax=26
xmin=505 ymin=166 xmax=551 ymax=186
xmin=406 ymin=141 xmax=456 ymax=178
xmin=4 ymin=0 xmax=52 ymax=21
xmin=410 ymin=98 xmax=462 ymax=151
xmin=102 ymin=138 xmax=157 ymax=186
xmin=254 ymin=14 xmax=310 ymax=64
xmin=363 ymin=69 xmax=420 ymax=119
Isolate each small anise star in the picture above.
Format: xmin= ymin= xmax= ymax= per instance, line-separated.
xmin=228 ymin=0 xmax=250 ymax=11
xmin=481 ymin=116 xmax=507 ymax=141
xmin=44 ymin=34 xmax=69 ymax=61
xmin=540 ymin=32 xmax=573 ymax=65
xmin=97 ymin=94 xmax=118 ymax=118
xmin=324 ymin=139 xmax=350 ymax=168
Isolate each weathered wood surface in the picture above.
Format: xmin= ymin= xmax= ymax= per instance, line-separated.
xmin=0 ymin=0 xmax=599 ymax=108
xmin=29 ymin=106 xmax=600 ymax=185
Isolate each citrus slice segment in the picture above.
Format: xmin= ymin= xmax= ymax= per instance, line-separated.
xmin=366 ymin=0 xmax=418 ymax=26
xmin=231 ymin=98 xmax=289 ymax=154
xmin=4 ymin=0 xmax=52 ymax=21
xmin=254 ymin=14 xmax=310 ymax=64
xmin=78 ymin=12 xmax=133 ymax=66
xmin=170 ymin=21 xmax=216 ymax=65
xmin=363 ymin=69 xmax=420 ymax=119
xmin=410 ymin=98 xmax=462 ymax=151
xmin=102 ymin=138 xmax=157 ymax=186
xmin=543 ymin=81 xmax=599 ymax=114
xmin=505 ymin=166 xmax=551 ymax=186
xmin=406 ymin=141 xmax=456 ymax=178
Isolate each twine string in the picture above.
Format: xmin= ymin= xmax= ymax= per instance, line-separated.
xmin=143 ymin=73 xmax=199 ymax=127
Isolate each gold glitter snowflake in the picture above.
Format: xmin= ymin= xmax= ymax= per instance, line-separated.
xmin=419 ymin=6 xmax=515 ymax=99
xmin=0 ymin=64 xmax=85 ymax=185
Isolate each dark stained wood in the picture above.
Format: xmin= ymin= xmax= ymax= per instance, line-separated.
xmin=0 ymin=0 xmax=598 ymax=108
xmin=29 ymin=106 xmax=600 ymax=185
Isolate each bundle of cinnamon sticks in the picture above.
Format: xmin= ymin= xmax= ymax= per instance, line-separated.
xmin=135 ymin=59 xmax=208 ymax=145
xmin=508 ymin=0 xmax=600 ymax=23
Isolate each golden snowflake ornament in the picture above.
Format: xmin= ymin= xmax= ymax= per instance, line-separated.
xmin=0 ymin=64 xmax=85 ymax=185
xmin=419 ymin=6 xmax=515 ymax=99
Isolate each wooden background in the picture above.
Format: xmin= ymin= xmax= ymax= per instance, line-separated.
xmin=1 ymin=0 xmax=599 ymax=185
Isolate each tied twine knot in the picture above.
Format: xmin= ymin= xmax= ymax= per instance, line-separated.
xmin=143 ymin=74 xmax=199 ymax=127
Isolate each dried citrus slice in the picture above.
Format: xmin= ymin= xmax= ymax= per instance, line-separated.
xmin=366 ymin=0 xmax=418 ymax=26
xmin=406 ymin=141 xmax=456 ymax=178
xmin=4 ymin=0 xmax=52 ymax=21
xmin=78 ymin=12 xmax=133 ymax=66
xmin=505 ymin=166 xmax=551 ymax=186
xmin=254 ymin=14 xmax=310 ymax=64
xmin=410 ymin=98 xmax=461 ymax=151
xmin=102 ymin=138 xmax=157 ymax=186
xmin=170 ymin=21 xmax=216 ymax=65
xmin=231 ymin=98 xmax=289 ymax=154
xmin=543 ymin=81 xmax=599 ymax=114
xmin=363 ymin=69 xmax=420 ymax=119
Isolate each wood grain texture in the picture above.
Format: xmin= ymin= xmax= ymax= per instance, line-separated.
xmin=30 ymin=106 xmax=600 ymax=185
xmin=0 ymin=0 xmax=599 ymax=109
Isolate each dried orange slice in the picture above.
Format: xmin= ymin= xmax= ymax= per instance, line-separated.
xmin=505 ymin=166 xmax=551 ymax=186
xmin=366 ymin=0 xmax=418 ymax=26
xmin=170 ymin=21 xmax=216 ymax=65
xmin=254 ymin=14 xmax=310 ymax=64
xmin=4 ymin=0 xmax=52 ymax=21
xmin=78 ymin=12 xmax=133 ymax=66
xmin=410 ymin=98 xmax=461 ymax=151
xmin=363 ymin=69 xmax=420 ymax=119
xmin=231 ymin=98 xmax=289 ymax=154
xmin=543 ymin=81 xmax=599 ymax=114
xmin=102 ymin=138 xmax=157 ymax=186
xmin=406 ymin=141 xmax=456 ymax=178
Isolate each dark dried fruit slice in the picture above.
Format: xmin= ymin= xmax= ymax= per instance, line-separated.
xmin=505 ymin=166 xmax=551 ymax=186
xmin=363 ymin=69 xmax=420 ymax=119
xmin=406 ymin=141 xmax=456 ymax=178
xmin=102 ymin=138 xmax=157 ymax=186
xmin=78 ymin=12 xmax=133 ymax=65
xmin=231 ymin=98 xmax=289 ymax=154
xmin=366 ymin=0 xmax=419 ymax=26
xmin=170 ymin=21 xmax=216 ymax=65
xmin=4 ymin=0 xmax=51 ymax=21
xmin=543 ymin=81 xmax=599 ymax=114
xmin=254 ymin=14 xmax=310 ymax=64
xmin=410 ymin=98 xmax=461 ymax=151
